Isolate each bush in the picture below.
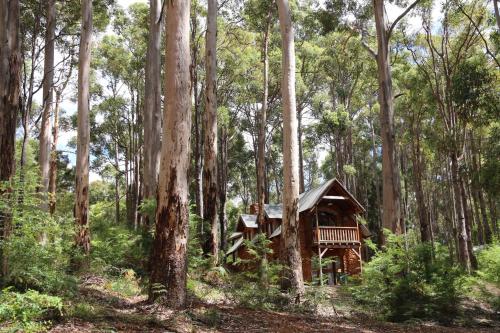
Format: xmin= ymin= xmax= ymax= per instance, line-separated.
xmin=0 ymin=288 xmax=63 ymax=333
xmin=352 ymin=233 xmax=465 ymax=323
xmin=90 ymin=201 xmax=147 ymax=275
xmin=228 ymin=234 xmax=290 ymax=310
xmin=2 ymin=205 xmax=76 ymax=294
xmin=476 ymin=242 xmax=500 ymax=285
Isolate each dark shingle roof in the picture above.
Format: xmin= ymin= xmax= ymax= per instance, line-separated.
xmin=264 ymin=204 xmax=282 ymax=219
xmin=240 ymin=214 xmax=257 ymax=228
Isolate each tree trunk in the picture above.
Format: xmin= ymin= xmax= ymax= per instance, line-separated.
xmin=410 ymin=121 xmax=431 ymax=242
xmin=75 ymin=0 xmax=92 ymax=259
xmin=494 ymin=0 xmax=500 ymax=31
xmin=298 ymin=107 xmax=305 ymax=193
xmin=218 ymin=126 xmax=228 ymax=256
xmin=0 ymin=0 xmax=20 ymax=283
xmin=143 ymin=0 xmax=162 ymax=226
xmin=471 ymin=135 xmax=492 ymax=243
xmin=277 ymin=0 xmax=304 ymax=297
xmin=48 ymin=91 xmax=61 ymax=215
xmin=114 ymin=141 xmax=120 ymax=224
xmin=191 ymin=6 xmax=203 ymax=223
xmin=257 ymin=11 xmax=271 ymax=232
xmin=373 ymin=0 xmax=401 ymax=237
xmin=451 ymin=153 xmax=470 ymax=271
xmin=39 ymin=0 xmax=56 ymax=210
xmin=203 ymin=0 xmax=219 ymax=264
xmin=148 ymin=0 xmax=191 ymax=308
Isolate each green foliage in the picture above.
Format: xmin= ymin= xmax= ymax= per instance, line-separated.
xmin=90 ymin=201 xmax=146 ymax=275
xmin=1 ymin=149 xmax=76 ymax=294
xmin=104 ymin=269 xmax=142 ymax=297
xmin=476 ymin=242 xmax=500 ymax=285
xmin=352 ymin=233 xmax=465 ymax=323
xmin=0 ymin=288 xmax=63 ymax=333
xmin=229 ymin=234 xmax=289 ymax=310
xmin=4 ymin=213 xmax=76 ymax=294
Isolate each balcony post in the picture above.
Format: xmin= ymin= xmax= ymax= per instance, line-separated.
xmin=315 ymin=207 xmax=323 ymax=285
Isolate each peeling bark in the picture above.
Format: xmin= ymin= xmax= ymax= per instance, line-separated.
xmin=202 ymin=0 xmax=219 ymax=264
xmin=149 ymin=0 xmax=192 ymax=308
xmin=39 ymin=0 xmax=56 ymax=210
xmin=0 ymin=0 xmax=21 ymax=282
xmin=75 ymin=0 xmax=92 ymax=258
xmin=373 ymin=0 xmax=401 ymax=237
xmin=277 ymin=0 xmax=304 ymax=296
xmin=143 ymin=0 xmax=163 ymax=225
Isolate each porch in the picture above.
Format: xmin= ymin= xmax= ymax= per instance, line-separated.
xmin=313 ymin=226 xmax=361 ymax=246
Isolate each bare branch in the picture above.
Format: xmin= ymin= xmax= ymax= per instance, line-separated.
xmin=388 ymin=0 xmax=422 ymax=40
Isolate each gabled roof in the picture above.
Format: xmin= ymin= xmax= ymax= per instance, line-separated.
xmin=264 ymin=204 xmax=283 ymax=219
xmin=269 ymin=225 xmax=281 ymax=238
xmin=228 ymin=232 xmax=243 ymax=240
xmin=239 ymin=214 xmax=257 ymax=229
xmin=226 ymin=237 xmax=244 ymax=255
xmin=258 ymin=178 xmax=365 ymax=220
xmin=298 ymin=178 xmax=365 ymax=213
xmin=298 ymin=179 xmax=336 ymax=213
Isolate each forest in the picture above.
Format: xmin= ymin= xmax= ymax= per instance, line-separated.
xmin=0 ymin=0 xmax=499 ymax=332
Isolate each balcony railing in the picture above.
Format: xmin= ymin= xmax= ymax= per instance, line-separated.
xmin=313 ymin=226 xmax=360 ymax=244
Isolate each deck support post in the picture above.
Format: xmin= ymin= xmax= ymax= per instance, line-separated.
xmin=356 ymin=215 xmax=363 ymax=273
xmin=315 ymin=207 xmax=323 ymax=285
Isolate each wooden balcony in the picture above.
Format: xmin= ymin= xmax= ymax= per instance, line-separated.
xmin=313 ymin=226 xmax=360 ymax=246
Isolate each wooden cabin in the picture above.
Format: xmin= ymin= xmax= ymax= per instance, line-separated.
xmin=227 ymin=178 xmax=371 ymax=285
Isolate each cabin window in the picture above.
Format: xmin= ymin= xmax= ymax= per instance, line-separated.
xmin=318 ymin=211 xmax=338 ymax=227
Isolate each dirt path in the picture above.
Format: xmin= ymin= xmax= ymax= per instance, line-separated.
xmin=49 ymin=278 xmax=499 ymax=333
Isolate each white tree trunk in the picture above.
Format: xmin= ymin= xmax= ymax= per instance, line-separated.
xmin=75 ymin=0 xmax=92 ymax=257
xmin=277 ymin=0 xmax=304 ymax=296
xmin=257 ymin=12 xmax=271 ymax=231
xmin=373 ymin=0 xmax=401 ymax=237
xmin=149 ymin=0 xmax=192 ymax=308
xmin=203 ymin=0 xmax=219 ymax=264
xmin=143 ymin=0 xmax=162 ymax=217
xmin=39 ymin=0 xmax=56 ymax=210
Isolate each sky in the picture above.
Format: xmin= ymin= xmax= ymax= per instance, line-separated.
xmin=50 ymin=0 xmax=444 ymax=183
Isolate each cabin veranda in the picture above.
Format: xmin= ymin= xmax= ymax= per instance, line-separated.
xmin=227 ymin=178 xmax=371 ymax=285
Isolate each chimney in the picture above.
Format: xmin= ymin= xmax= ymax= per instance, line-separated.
xmin=249 ymin=203 xmax=259 ymax=215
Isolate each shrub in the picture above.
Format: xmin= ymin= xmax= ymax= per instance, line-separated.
xmin=476 ymin=242 xmax=500 ymax=285
xmin=0 ymin=288 xmax=63 ymax=333
xmin=2 ymin=205 xmax=76 ymax=294
xmin=352 ymin=233 xmax=465 ymax=323
xmin=90 ymin=201 xmax=146 ymax=275
xmin=228 ymin=234 xmax=290 ymax=310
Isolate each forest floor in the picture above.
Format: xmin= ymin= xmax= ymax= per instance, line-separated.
xmin=48 ymin=275 xmax=500 ymax=333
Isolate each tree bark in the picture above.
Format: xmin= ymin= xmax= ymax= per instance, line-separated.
xmin=277 ymin=0 xmax=304 ymax=296
xmin=148 ymin=0 xmax=191 ymax=308
xmin=0 ymin=0 xmax=20 ymax=283
xmin=203 ymin=0 xmax=219 ymax=264
xmin=48 ymin=91 xmax=61 ymax=215
xmin=450 ymin=153 xmax=471 ymax=271
xmin=218 ymin=126 xmax=228 ymax=256
xmin=410 ymin=117 xmax=431 ymax=242
xmin=191 ymin=6 xmax=203 ymax=222
xmin=114 ymin=141 xmax=120 ymax=224
xmin=257 ymin=11 xmax=271 ymax=232
xmin=494 ymin=0 xmax=500 ymax=31
xmin=39 ymin=0 xmax=56 ymax=210
xmin=75 ymin=0 xmax=92 ymax=258
xmin=373 ymin=0 xmax=401 ymax=237
xmin=143 ymin=0 xmax=162 ymax=225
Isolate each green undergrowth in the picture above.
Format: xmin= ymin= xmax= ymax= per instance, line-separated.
xmin=0 ymin=288 xmax=63 ymax=333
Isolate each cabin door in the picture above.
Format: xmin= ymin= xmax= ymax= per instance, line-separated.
xmin=327 ymin=256 xmax=341 ymax=285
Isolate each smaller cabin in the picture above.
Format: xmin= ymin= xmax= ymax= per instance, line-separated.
xmin=227 ymin=178 xmax=371 ymax=285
